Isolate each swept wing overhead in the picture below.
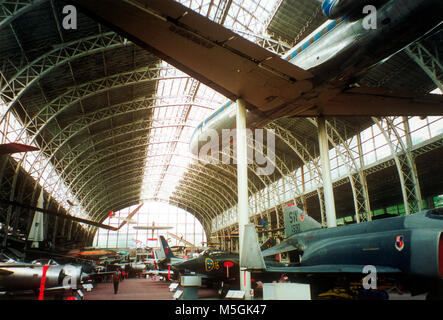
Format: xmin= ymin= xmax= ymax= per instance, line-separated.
xmin=0 ymin=143 xmax=39 ymax=155
xmin=115 ymin=203 xmax=144 ymax=230
xmin=69 ymin=0 xmax=314 ymax=116
xmin=0 ymin=199 xmax=118 ymax=231
xmin=70 ymin=0 xmax=443 ymax=120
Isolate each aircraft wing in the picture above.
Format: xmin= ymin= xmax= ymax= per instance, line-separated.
xmin=0 ymin=268 xmax=14 ymax=275
xmin=70 ymin=0 xmax=314 ymax=116
xmin=0 ymin=263 xmax=37 ymax=268
xmin=116 ymin=203 xmax=143 ymax=230
xmin=133 ymin=226 xmax=173 ymax=230
xmin=69 ymin=0 xmax=443 ymax=118
xmin=289 ymin=87 xmax=443 ymax=117
xmin=0 ymin=143 xmax=39 ymax=155
xmin=262 ymin=264 xmax=401 ymax=274
xmin=261 ymin=241 xmax=301 ymax=258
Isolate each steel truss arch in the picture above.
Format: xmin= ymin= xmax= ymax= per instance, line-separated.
xmin=12 ymin=64 xmax=181 ymax=145
xmin=86 ymin=166 xmax=236 ymax=220
xmin=203 ymin=138 xmax=285 ymax=231
xmin=89 ymin=196 xmax=212 ymax=241
xmin=90 ymin=184 xmax=216 ymax=226
xmin=372 ymin=116 xmax=423 ymax=214
xmin=4 ymin=65 xmax=185 ymax=218
xmin=14 ymin=120 xmax=192 ymax=224
xmin=251 ymin=131 xmax=305 ymax=228
xmin=0 ymin=0 xmax=47 ymax=31
xmin=97 ymin=185 xmax=217 ymax=228
xmin=85 ymin=163 xmax=234 ymax=217
xmin=16 ymin=94 xmax=214 ymax=215
xmin=0 ymin=31 xmax=129 ymax=116
xmin=307 ymin=118 xmax=372 ymax=223
xmin=265 ymin=121 xmax=327 ymax=225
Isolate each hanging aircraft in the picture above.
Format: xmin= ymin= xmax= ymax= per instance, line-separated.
xmin=240 ymin=205 xmax=443 ymax=299
xmin=133 ymin=222 xmax=173 ymax=231
xmin=69 ymin=0 xmax=443 ymax=158
xmin=0 ymin=143 xmax=39 ymax=155
xmin=114 ymin=217 xmax=137 ymax=224
xmin=133 ymin=222 xmax=174 ymax=245
xmin=108 ymin=204 xmax=144 ymax=229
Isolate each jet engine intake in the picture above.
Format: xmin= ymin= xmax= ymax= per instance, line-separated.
xmin=321 ymin=0 xmax=377 ymax=19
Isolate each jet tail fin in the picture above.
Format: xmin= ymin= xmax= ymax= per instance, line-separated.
xmin=283 ymin=204 xmax=321 ymax=238
xmin=159 ymin=235 xmax=175 ymax=259
xmin=240 ymin=224 xmax=266 ymax=270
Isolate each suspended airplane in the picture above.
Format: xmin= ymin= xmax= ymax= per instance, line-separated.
xmin=68 ymin=249 xmax=117 ymax=259
xmin=113 ymin=217 xmax=137 ymax=224
xmin=133 ymin=222 xmax=174 ymax=244
xmin=133 ymin=222 xmax=173 ymax=231
xmin=240 ymin=205 xmax=443 ymax=299
xmin=27 ymin=189 xmax=45 ymax=249
xmin=0 ymin=142 xmax=39 ymax=155
xmin=167 ymin=231 xmax=196 ymax=248
xmin=69 ymin=0 xmax=443 ymax=158
xmin=108 ymin=203 xmax=144 ymax=228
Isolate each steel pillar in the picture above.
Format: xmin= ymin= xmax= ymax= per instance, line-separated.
xmin=317 ymin=117 xmax=337 ymax=228
xmin=236 ymin=98 xmax=251 ymax=299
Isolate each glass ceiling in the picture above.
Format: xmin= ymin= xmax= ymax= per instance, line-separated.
xmin=140 ymin=0 xmax=282 ymax=202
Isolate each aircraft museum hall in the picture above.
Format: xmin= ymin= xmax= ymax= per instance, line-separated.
xmin=0 ymin=0 xmax=442 ymax=302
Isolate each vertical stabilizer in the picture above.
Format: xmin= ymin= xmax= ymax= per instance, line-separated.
xmin=28 ymin=189 xmax=45 ymax=248
xmin=159 ymin=235 xmax=175 ymax=258
xmin=283 ymin=204 xmax=321 ymax=238
xmin=240 ymin=224 xmax=266 ymax=269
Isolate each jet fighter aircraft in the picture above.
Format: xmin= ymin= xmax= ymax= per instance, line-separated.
xmin=241 ymin=205 xmax=443 ymax=299
xmin=0 ymin=255 xmax=87 ymax=298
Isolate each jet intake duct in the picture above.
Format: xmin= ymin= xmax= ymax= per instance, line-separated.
xmin=409 ymin=230 xmax=442 ymax=278
xmin=321 ymin=0 xmax=374 ymax=19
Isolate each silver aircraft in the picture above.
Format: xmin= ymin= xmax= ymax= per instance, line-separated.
xmin=189 ymin=0 xmax=443 ymax=154
xmin=0 ymin=255 xmax=86 ymax=297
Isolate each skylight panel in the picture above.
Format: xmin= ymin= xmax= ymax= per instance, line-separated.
xmin=141 ymin=0 xmax=281 ymax=201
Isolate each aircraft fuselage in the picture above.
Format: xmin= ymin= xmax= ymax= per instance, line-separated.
xmin=190 ymin=0 xmax=443 ymax=154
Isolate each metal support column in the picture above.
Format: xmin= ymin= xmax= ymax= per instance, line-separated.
xmin=236 ymin=98 xmax=251 ymax=299
xmin=317 ymin=117 xmax=337 ymax=228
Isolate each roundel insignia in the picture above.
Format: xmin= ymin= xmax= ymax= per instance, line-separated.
xmin=205 ymin=258 xmax=214 ymax=272
xmin=395 ymin=235 xmax=405 ymax=251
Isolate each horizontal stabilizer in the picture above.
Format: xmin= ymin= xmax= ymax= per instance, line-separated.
xmin=261 ymin=241 xmax=299 ymax=258
xmin=293 ymin=87 xmax=443 ymax=117
xmin=0 ymin=263 xmax=36 ymax=268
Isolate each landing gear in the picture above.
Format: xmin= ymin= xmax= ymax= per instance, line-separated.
xmin=426 ymin=286 xmax=443 ymax=300
xmin=217 ymin=281 xmax=230 ymax=298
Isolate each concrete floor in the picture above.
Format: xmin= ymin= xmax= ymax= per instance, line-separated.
xmin=84 ymin=277 xmax=219 ymax=300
